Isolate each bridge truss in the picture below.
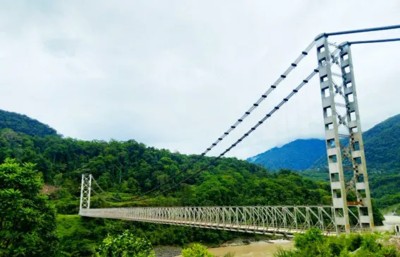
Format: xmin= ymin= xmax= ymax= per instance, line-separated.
xmin=80 ymin=174 xmax=357 ymax=235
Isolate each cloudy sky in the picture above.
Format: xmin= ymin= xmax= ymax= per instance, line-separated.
xmin=0 ymin=1 xmax=399 ymax=159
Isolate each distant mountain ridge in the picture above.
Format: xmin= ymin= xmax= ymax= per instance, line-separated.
xmin=0 ymin=109 xmax=58 ymax=137
xmin=247 ymin=114 xmax=400 ymax=172
xmin=248 ymin=139 xmax=325 ymax=171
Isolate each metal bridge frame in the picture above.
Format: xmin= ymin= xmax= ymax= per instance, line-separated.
xmin=80 ymin=205 xmax=338 ymax=236
xmin=77 ymin=38 xmax=375 ymax=235
xmin=80 ymin=174 xmax=92 ymax=209
xmin=315 ymin=35 xmax=374 ymax=233
xmin=77 ymin=25 xmax=400 ymax=235
xmin=79 ymin=174 xmax=360 ymax=235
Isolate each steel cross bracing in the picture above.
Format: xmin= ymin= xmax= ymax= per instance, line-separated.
xmin=315 ymin=37 xmax=374 ymax=233
xmin=79 ymin=174 xmax=359 ymax=235
xmin=79 ymin=173 xmax=92 ymax=209
xmin=79 ymin=205 xmax=339 ymax=236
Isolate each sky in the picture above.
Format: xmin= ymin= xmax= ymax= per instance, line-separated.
xmin=0 ymin=0 xmax=399 ymax=159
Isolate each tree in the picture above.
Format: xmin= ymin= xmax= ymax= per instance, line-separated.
xmin=96 ymin=230 xmax=155 ymax=257
xmin=0 ymin=158 xmax=58 ymax=256
xmin=182 ymin=243 xmax=214 ymax=257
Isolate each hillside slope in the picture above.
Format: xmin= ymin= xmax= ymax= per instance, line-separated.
xmin=364 ymin=114 xmax=400 ymax=172
xmin=248 ymin=139 xmax=325 ymax=170
xmin=0 ymin=109 xmax=58 ymax=137
xmin=248 ymin=114 xmax=400 ymax=172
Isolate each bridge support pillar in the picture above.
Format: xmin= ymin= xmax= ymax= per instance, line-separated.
xmin=315 ymin=35 xmax=374 ymax=233
xmin=79 ymin=174 xmax=92 ymax=211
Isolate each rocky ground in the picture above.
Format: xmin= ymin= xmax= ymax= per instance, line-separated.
xmin=389 ymin=236 xmax=400 ymax=250
xmin=154 ymin=246 xmax=182 ymax=257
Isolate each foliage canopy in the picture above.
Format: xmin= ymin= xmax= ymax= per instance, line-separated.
xmin=96 ymin=230 xmax=155 ymax=257
xmin=182 ymin=243 xmax=214 ymax=257
xmin=0 ymin=158 xmax=58 ymax=257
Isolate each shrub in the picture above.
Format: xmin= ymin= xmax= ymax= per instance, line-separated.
xmin=182 ymin=243 xmax=214 ymax=257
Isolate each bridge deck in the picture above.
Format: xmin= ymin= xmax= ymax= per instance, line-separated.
xmin=79 ymin=206 xmax=339 ymax=235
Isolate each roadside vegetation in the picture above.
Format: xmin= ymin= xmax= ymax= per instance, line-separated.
xmin=274 ymin=228 xmax=400 ymax=257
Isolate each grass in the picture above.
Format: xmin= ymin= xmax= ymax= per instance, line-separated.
xmin=56 ymin=214 xmax=99 ymax=256
xmin=56 ymin=214 xmax=82 ymax=238
xmin=382 ymin=203 xmax=400 ymax=215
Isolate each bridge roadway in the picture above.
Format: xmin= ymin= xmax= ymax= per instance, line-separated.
xmin=79 ymin=205 xmax=339 ymax=236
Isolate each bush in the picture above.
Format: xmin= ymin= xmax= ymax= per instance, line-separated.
xmin=274 ymin=229 xmax=400 ymax=257
xmin=96 ymin=230 xmax=155 ymax=257
xmin=182 ymin=243 xmax=214 ymax=257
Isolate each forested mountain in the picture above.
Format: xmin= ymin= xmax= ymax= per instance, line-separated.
xmin=247 ymin=139 xmax=325 ymax=170
xmin=0 ymin=113 xmax=333 ymax=256
xmin=0 ymin=109 xmax=58 ymax=137
xmin=247 ymin=114 xmax=400 ymax=211
xmin=363 ymin=114 xmax=400 ymax=172
xmin=247 ymin=114 xmax=400 ymax=172
xmin=0 ymin=128 xmax=329 ymax=208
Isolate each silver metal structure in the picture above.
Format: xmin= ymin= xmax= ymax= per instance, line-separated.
xmin=78 ymin=174 xmax=362 ymax=235
xmin=315 ymin=35 xmax=374 ymax=233
xmin=78 ymin=25 xmax=400 ymax=235
xmin=80 ymin=174 xmax=92 ymax=209
xmin=80 ymin=205 xmax=338 ymax=236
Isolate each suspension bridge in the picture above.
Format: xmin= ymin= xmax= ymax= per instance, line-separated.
xmin=79 ymin=25 xmax=400 ymax=236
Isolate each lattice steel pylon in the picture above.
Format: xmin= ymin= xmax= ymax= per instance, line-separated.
xmin=79 ymin=174 xmax=92 ymax=210
xmin=315 ymin=35 xmax=374 ymax=233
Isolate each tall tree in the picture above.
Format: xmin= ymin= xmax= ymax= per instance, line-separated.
xmin=0 ymin=159 xmax=58 ymax=256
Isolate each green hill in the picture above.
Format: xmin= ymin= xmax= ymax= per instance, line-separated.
xmin=0 ymin=109 xmax=58 ymax=137
xmin=363 ymin=114 xmax=400 ymax=172
xmin=248 ymin=114 xmax=400 ymax=173
xmin=247 ymin=114 xmax=400 ymax=210
xmin=0 ymin=110 xmax=388 ymax=255
xmin=247 ymin=139 xmax=325 ymax=171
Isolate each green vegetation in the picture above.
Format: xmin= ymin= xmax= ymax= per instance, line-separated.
xmin=370 ymin=173 xmax=400 ymax=210
xmin=0 ymin=109 xmax=395 ymax=256
xmin=363 ymin=114 xmax=400 ymax=172
xmin=181 ymin=243 xmax=214 ymax=257
xmin=0 ymin=126 xmax=333 ymax=255
xmin=274 ymin=228 xmax=400 ymax=257
xmin=248 ymin=113 xmax=400 ymax=213
xmin=249 ymin=114 xmax=400 ymax=173
xmin=96 ymin=230 xmax=155 ymax=257
xmin=0 ymin=158 xmax=58 ymax=257
xmin=248 ymin=139 xmax=326 ymax=171
xmin=0 ymin=109 xmax=58 ymax=137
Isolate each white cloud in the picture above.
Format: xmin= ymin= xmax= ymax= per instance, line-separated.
xmin=0 ymin=0 xmax=399 ymax=159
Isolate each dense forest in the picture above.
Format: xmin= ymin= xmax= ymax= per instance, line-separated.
xmin=0 ymin=109 xmax=338 ymax=256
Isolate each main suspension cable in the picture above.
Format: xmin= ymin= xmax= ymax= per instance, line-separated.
xmin=200 ymin=40 xmax=315 ymax=156
xmin=217 ymin=68 xmax=319 ymax=158
xmin=324 ymin=24 xmax=400 ymax=37
xmin=347 ymin=38 xmax=400 ymax=45
xmin=143 ymin=68 xmax=319 ymax=199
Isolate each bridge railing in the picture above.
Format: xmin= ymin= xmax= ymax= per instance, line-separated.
xmin=79 ymin=205 xmax=338 ymax=235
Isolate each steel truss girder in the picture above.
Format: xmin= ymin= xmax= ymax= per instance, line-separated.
xmin=79 ymin=205 xmax=338 ymax=235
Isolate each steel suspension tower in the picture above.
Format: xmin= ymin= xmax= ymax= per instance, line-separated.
xmin=79 ymin=174 xmax=92 ymax=211
xmin=315 ymin=35 xmax=374 ymax=233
